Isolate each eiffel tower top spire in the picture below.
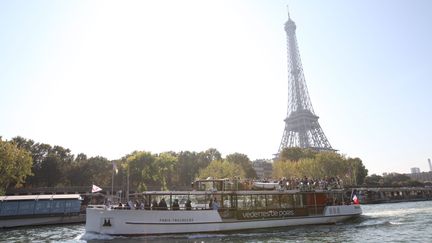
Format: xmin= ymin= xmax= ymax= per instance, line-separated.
xmin=278 ymin=10 xmax=333 ymax=153
xmin=283 ymin=13 xmax=314 ymax=117
xmin=286 ymin=4 xmax=290 ymax=20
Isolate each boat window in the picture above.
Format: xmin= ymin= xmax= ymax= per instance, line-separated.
xmin=237 ymin=195 xmax=251 ymax=209
xmin=149 ymin=195 xmax=160 ymax=209
xmin=17 ymin=201 xmax=35 ymax=215
xmin=294 ymin=194 xmax=304 ymax=208
xmin=138 ymin=195 xmax=151 ymax=210
xmin=179 ymin=196 xmax=190 ymax=209
xmin=214 ymin=181 xmax=223 ymax=191
xmin=223 ymin=181 xmax=237 ymax=191
xmin=73 ymin=200 xmax=81 ymax=212
xmin=266 ymin=195 xmax=280 ymax=209
xmin=149 ymin=195 xmax=169 ymax=210
xmin=189 ymin=194 xmax=208 ymax=210
xmin=197 ymin=182 xmax=207 ymax=191
xmin=314 ymin=193 xmax=327 ymax=206
xmin=170 ymin=195 xmax=189 ymax=210
xmin=0 ymin=201 xmax=19 ymax=216
xmin=51 ymin=200 xmax=65 ymax=213
xmin=65 ymin=200 xmax=81 ymax=213
xmin=35 ymin=200 xmax=51 ymax=214
xmin=326 ymin=192 xmax=343 ymax=205
xmin=197 ymin=181 xmax=222 ymax=191
xmin=305 ymin=194 xmax=315 ymax=207
xmin=280 ymin=194 xmax=294 ymax=208
xmin=222 ymin=194 xmax=235 ymax=208
xmin=251 ymin=195 xmax=266 ymax=209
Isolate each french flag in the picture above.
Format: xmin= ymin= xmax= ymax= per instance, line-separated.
xmin=353 ymin=194 xmax=360 ymax=204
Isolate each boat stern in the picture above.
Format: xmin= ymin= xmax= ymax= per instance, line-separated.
xmin=324 ymin=204 xmax=362 ymax=218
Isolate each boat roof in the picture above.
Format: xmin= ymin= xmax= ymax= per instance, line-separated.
xmin=195 ymin=178 xmax=231 ymax=182
xmin=131 ymin=189 xmax=344 ymax=196
xmin=0 ymin=194 xmax=82 ymax=201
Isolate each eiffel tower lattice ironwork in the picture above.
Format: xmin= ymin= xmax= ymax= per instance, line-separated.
xmin=278 ymin=11 xmax=333 ymax=154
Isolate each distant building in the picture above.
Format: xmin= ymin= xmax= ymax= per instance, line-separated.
xmin=252 ymin=160 xmax=273 ymax=179
xmin=410 ymin=167 xmax=421 ymax=174
xmin=428 ymin=158 xmax=432 ymax=172
xmin=407 ymin=171 xmax=432 ymax=183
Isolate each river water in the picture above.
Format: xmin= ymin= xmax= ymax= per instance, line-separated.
xmin=1 ymin=201 xmax=431 ymax=242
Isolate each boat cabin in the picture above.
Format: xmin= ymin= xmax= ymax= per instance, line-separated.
xmin=0 ymin=194 xmax=82 ymax=218
xmin=127 ymin=179 xmax=352 ymax=220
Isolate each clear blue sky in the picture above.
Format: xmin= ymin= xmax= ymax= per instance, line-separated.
xmin=1 ymin=0 xmax=431 ymax=175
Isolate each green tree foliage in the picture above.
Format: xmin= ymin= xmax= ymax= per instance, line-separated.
xmin=273 ymin=148 xmax=368 ymax=186
xmin=75 ymin=153 xmax=88 ymax=162
xmin=8 ymin=137 xmax=234 ymax=190
xmin=126 ymin=151 xmax=157 ymax=192
xmin=346 ymin=158 xmax=368 ymax=185
xmin=364 ymin=174 xmax=383 ymax=187
xmin=279 ymin=147 xmax=317 ymax=162
xmin=154 ymin=152 xmax=177 ymax=190
xmin=225 ymin=153 xmax=257 ymax=178
xmin=0 ymin=139 xmax=33 ymax=194
xmin=364 ymin=173 xmax=424 ymax=187
xmin=197 ymin=148 xmax=221 ymax=168
xmin=68 ymin=156 xmax=112 ymax=186
xmin=10 ymin=136 xmax=376 ymax=191
xmin=175 ymin=151 xmax=199 ymax=186
xmin=124 ymin=151 xmax=178 ymax=191
xmin=198 ymin=160 xmax=245 ymax=179
xmin=11 ymin=137 xmax=74 ymax=187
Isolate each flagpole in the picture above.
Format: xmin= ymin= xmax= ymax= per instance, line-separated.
xmin=126 ymin=164 xmax=130 ymax=203
xmin=111 ymin=166 xmax=114 ymax=200
xmin=90 ymin=182 xmax=93 ymax=204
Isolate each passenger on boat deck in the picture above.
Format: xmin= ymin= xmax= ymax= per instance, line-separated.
xmin=208 ymin=198 xmax=213 ymax=209
xmin=185 ymin=199 xmax=192 ymax=210
xmin=212 ymin=198 xmax=219 ymax=210
xmin=172 ymin=199 xmax=180 ymax=210
xmin=151 ymin=199 xmax=158 ymax=210
xmin=159 ymin=198 xmax=168 ymax=210
xmin=128 ymin=200 xmax=134 ymax=209
xmin=145 ymin=200 xmax=151 ymax=210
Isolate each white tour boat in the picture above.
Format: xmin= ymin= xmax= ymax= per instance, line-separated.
xmin=85 ymin=179 xmax=361 ymax=235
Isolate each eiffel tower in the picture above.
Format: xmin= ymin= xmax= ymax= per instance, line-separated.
xmin=278 ymin=10 xmax=333 ymax=154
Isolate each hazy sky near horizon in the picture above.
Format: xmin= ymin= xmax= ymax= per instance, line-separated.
xmin=1 ymin=0 xmax=431 ymax=175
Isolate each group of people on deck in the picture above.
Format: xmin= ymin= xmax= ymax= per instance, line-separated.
xmin=111 ymin=197 xmax=219 ymax=211
xmin=115 ymin=198 xmax=195 ymax=210
xmin=253 ymin=176 xmax=344 ymax=191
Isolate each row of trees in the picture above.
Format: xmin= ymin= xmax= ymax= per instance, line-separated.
xmin=1 ymin=136 xmax=258 ymax=193
xmin=9 ymin=136 xmax=429 ymax=194
xmin=364 ymin=173 xmax=425 ymax=187
xmin=125 ymin=151 xmax=257 ymax=191
xmin=0 ymin=136 xmax=372 ymax=194
xmin=274 ymin=147 xmax=368 ymax=186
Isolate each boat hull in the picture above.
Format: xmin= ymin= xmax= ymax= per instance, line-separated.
xmin=85 ymin=205 xmax=361 ymax=235
xmin=0 ymin=214 xmax=85 ymax=228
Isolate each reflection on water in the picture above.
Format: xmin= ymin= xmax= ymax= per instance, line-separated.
xmin=1 ymin=201 xmax=432 ymax=242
